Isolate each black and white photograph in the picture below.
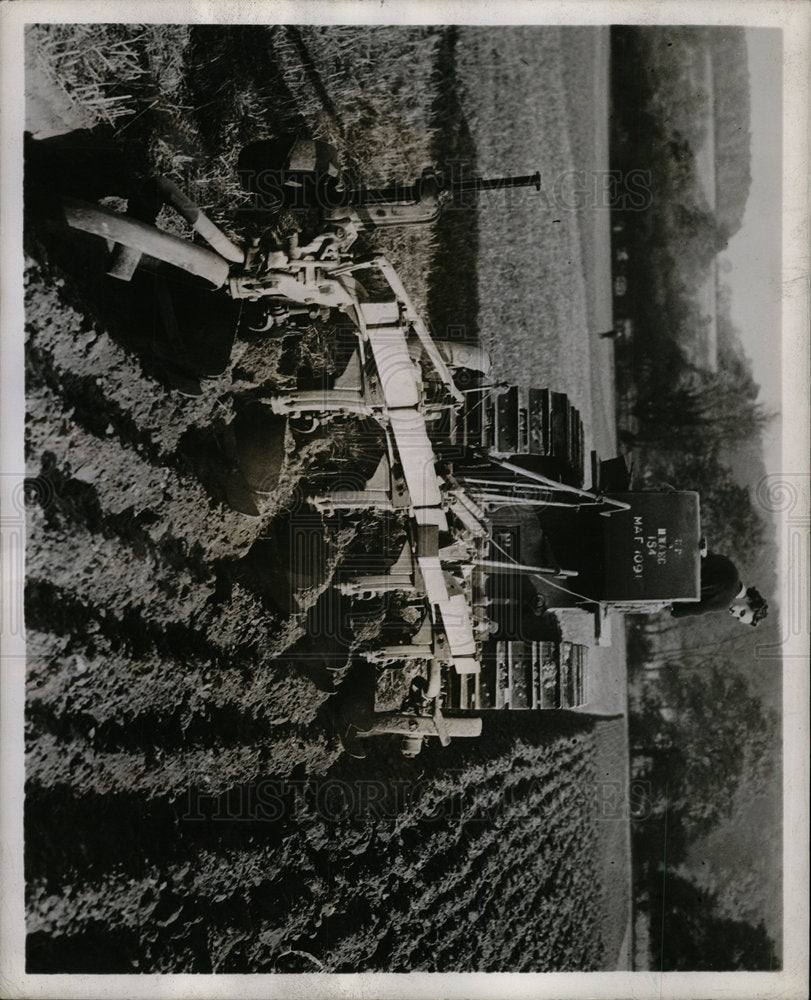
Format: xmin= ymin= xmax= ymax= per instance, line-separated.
xmin=1 ymin=2 xmax=808 ymax=996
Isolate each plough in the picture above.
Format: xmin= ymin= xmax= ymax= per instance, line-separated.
xmin=61 ymin=136 xmax=702 ymax=757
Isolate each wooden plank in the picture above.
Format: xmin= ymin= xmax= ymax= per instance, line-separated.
xmin=578 ymin=420 xmax=585 ymax=485
xmin=542 ymin=388 xmax=551 ymax=454
xmin=388 ymin=409 xmax=442 ymax=508
xmin=458 ymin=673 xmax=470 ymax=709
xmin=510 ymin=642 xmax=531 ymax=708
xmin=518 ymin=406 xmax=529 ymax=453
xmin=550 ymin=392 xmax=568 ymax=461
xmin=531 ymin=641 xmax=541 ymax=708
xmin=570 ymin=406 xmax=580 ymax=475
xmin=572 ymin=643 xmax=587 ymax=705
xmin=539 ymin=640 xmax=559 ymax=709
xmin=496 ymin=385 xmax=519 ymax=454
xmin=560 ymin=641 xmax=572 ymax=708
xmin=528 ymin=388 xmax=546 ymax=455
xmin=365 ymin=324 xmax=420 ymax=409
xmin=567 ymin=404 xmax=575 ymax=472
xmin=495 ymin=641 xmax=508 ymax=708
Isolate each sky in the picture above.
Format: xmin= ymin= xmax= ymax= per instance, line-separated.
xmin=708 ymin=28 xmax=792 ymax=956
xmin=720 ymin=29 xmax=783 ymax=476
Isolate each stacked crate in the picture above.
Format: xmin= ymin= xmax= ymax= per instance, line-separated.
xmin=458 ymin=385 xmax=586 ymax=487
xmin=447 ymin=640 xmax=587 ymax=711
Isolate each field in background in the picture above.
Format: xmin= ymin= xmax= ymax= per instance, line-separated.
xmin=22 ymin=23 xmax=629 ymax=972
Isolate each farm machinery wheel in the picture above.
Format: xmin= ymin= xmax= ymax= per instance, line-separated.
xmin=288 ymin=413 xmax=321 ymax=436
xmin=236 ymin=135 xmax=343 ymax=211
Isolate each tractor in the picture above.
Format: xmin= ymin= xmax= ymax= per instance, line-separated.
xmin=56 ymin=134 xmax=703 ymax=758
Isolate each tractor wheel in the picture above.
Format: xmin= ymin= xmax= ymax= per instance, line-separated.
xmin=452 ymin=367 xmax=485 ymax=391
xmin=237 ymin=136 xmax=342 ymax=210
xmin=507 ymin=453 xmax=584 ymax=490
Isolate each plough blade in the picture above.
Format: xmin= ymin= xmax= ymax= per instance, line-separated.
xmin=226 ymin=405 xmax=288 ymax=515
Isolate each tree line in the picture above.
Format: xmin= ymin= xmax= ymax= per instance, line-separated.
xmin=612 ymin=24 xmax=770 ymax=563
xmin=610 ymin=26 xmax=779 ymax=970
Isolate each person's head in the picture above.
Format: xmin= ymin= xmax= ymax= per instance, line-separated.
xmin=729 ymin=586 xmax=769 ymax=627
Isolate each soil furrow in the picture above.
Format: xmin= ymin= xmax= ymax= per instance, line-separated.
xmin=25 ymin=624 xmax=331 ymax=737
xmin=26 ymin=382 xmax=260 ymax=562
xmin=25 ymin=581 xmax=241 ymax=668
xmin=25 ymin=261 xmax=226 ymax=454
xmin=26 ymin=508 xmax=216 ymax=628
xmin=26 ymin=723 xmax=340 ymax=798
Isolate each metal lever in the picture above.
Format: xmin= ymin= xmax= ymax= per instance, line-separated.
xmin=154 ymin=177 xmax=245 ymax=263
xmin=451 ymin=171 xmax=542 ymax=195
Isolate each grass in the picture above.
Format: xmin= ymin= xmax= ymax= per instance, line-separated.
xmin=26 ymin=24 xmax=170 ymax=126
xmin=25 ymin=23 xmax=444 ymax=311
xmin=272 ymin=26 xmax=442 ymax=179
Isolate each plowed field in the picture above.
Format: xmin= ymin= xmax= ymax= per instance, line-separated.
xmin=22 ymin=23 xmax=627 ymax=973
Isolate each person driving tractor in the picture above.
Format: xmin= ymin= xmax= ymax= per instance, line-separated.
xmin=670 ymin=537 xmax=768 ymax=626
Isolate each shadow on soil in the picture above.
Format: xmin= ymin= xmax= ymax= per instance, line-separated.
xmin=426 ymin=27 xmax=479 ymax=344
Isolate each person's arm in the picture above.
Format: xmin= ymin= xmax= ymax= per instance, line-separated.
xmin=671 ymin=601 xmax=703 ymax=618
xmin=671 ymin=538 xmax=708 ymax=614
